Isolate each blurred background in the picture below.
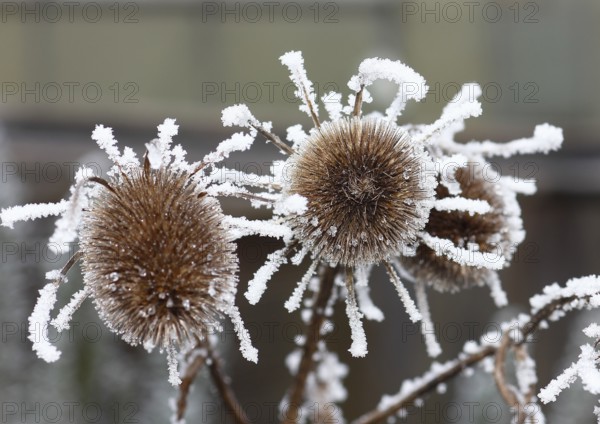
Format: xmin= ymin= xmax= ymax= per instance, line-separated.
xmin=1 ymin=0 xmax=600 ymax=423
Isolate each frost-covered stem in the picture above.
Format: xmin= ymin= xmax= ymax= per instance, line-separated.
xmin=175 ymin=341 xmax=207 ymax=423
xmin=252 ymin=125 xmax=295 ymax=155
xmin=302 ymin=85 xmax=321 ymax=128
xmin=283 ymin=265 xmax=338 ymax=424
xmin=352 ymin=346 xmax=496 ymax=424
xmin=352 ymin=292 xmax=592 ymax=424
xmin=206 ymin=342 xmax=250 ymax=424
xmin=235 ymin=192 xmax=276 ymax=204
xmin=494 ymin=333 xmax=529 ymax=424
xmin=60 ymin=250 xmax=83 ymax=280
xmin=352 ymin=85 xmax=364 ymax=117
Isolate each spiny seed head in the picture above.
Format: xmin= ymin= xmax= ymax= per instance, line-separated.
xmin=401 ymin=165 xmax=512 ymax=292
xmin=286 ymin=116 xmax=434 ymax=267
xmin=80 ymin=165 xmax=238 ymax=349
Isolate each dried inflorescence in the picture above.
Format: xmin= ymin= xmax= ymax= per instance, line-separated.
xmin=401 ymin=164 xmax=515 ymax=293
xmin=288 ymin=117 xmax=433 ymax=267
xmin=81 ymin=163 xmax=238 ymax=350
xmin=219 ymin=51 xmax=563 ymax=360
xmin=0 ymin=119 xmax=259 ymax=384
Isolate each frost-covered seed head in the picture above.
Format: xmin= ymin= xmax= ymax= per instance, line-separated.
xmin=80 ymin=164 xmax=238 ymax=349
xmin=401 ymin=165 xmax=512 ymax=292
xmin=286 ymin=116 xmax=434 ymax=267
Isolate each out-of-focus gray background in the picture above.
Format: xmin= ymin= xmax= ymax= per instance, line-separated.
xmin=1 ymin=1 xmax=599 ymax=423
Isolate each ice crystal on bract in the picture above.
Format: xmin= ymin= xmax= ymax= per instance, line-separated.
xmin=217 ymin=51 xmax=563 ymax=359
xmin=0 ymin=119 xmax=258 ymax=384
xmin=400 ymin=163 xmax=519 ymax=294
xmin=394 ymin=84 xmax=563 ymax=356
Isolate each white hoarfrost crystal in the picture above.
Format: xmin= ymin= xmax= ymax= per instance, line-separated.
xmin=202 ymin=132 xmax=255 ymax=165
xmin=322 ymin=91 xmax=343 ymax=121
xmin=246 ymin=247 xmax=289 ymax=305
xmin=348 ymin=57 xmax=428 ymax=120
xmin=274 ymin=194 xmax=308 ymax=216
xmin=48 ymin=167 xmax=94 ymax=254
xmin=345 ymin=287 xmax=368 ymax=357
xmin=224 ymin=304 xmax=259 ymax=363
xmin=51 ymin=287 xmax=90 ymax=332
xmin=1 ymin=200 xmax=69 ymax=229
xmin=414 ymin=83 xmax=482 ymax=144
xmin=280 ymin=51 xmax=319 ymax=119
xmin=166 ymin=344 xmax=182 ymax=387
xmin=286 ymin=124 xmax=309 ymax=147
xmin=221 ymin=104 xmax=258 ymax=128
xmin=439 ymin=123 xmax=563 ymax=159
xmin=433 ymin=197 xmax=491 ymax=215
xmin=285 ymin=260 xmax=319 ymax=312
xmin=29 ymin=283 xmax=61 ymax=363
xmin=414 ymin=282 xmax=442 ymax=358
xmin=422 ymin=233 xmax=506 ymax=270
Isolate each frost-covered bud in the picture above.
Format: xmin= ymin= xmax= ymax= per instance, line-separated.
xmin=286 ymin=116 xmax=435 ymax=267
xmin=401 ymin=163 xmax=521 ymax=293
xmin=80 ymin=165 xmax=238 ymax=350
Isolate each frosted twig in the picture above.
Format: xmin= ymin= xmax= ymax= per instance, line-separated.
xmin=414 ymin=282 xmax=442 ymax=358
xmin=49 ymin=168 xmax=95 ymax=254
xmin=283 ymin=265 xmax=338 ymax=424
xmin=167 ymin=343 xmax=182 ymax=386
xmin=29 ymin=283 xmax=61 ymax=363
xmin=440 ymin=123 xmax=564 ymax=158
xmin=206 ymin=341 xmax=250 ymax=424
xmin=223 ymin=216 xmax=292 ymax=241
xmin=175 ymin=340 xmax=208 ymax=423
xmin=221 ymin=104 xmax=294 ymax=155
xmin=414 ymin=83 xmax=482 ymax=144
xmin=433 ymin=197 xmax=491 ymax=215
xmin=285 ymin=260 xmax=319 ymax=312
xmin=253 ymin=125 xmax=295 ymax=155
xmin=280 ymin=51 xmax=321 ymax=128
xmin=352 ymin=85 xmax=364 ymax=117
xmin=224 ymin=305 xmax=258 ymax=363
xmin=486 ymin=272 xmax=509 ymax=307
xmin=384 ymin=262 xmax=422 ymax=323
xmin=344 ymin=269 xmax=368 ymax=357
xmin=1 ymin=200 xmax=69 ymax=229
xmin=355 ymin=266 xmax=384 ymax=322
xmin=51 ymin=287 xmax=90 ymax=332
xmin=245 ymin=247 xmax=289 ymax=305
xmin=422 ymin=233 xmax=506 ymax=270
xmin=494 ymin=333 xmax=528 ymax=424
xmin=348 ymin=57 xmax=428 ymax=120
xmin=352 ymin=278 xmax=600 ymax=424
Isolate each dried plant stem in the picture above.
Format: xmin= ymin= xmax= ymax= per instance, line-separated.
xmin=252 ymin=125 xmax=295 ymax=155
xmin=235 ymin=192 xmax=276 ymax=204
xmin=282 ymin=265 xmax=338 ymax=424
xmin=206 ymin=342 xmax=250 ymax=424
xmin=175 ymin=340 xmax=249 ymax=424
xmin=176 ymin=341 xmax=207 ymax=422
xmin=494 ymin=333 xmax=529 ymax=424
xmin=352 ymin=85 xmax=365 ymax=117
xmin=55 ymin=250 xmax=83 ymax=284
xmin=351 ymin=293 xmax=588 ymax=424
xmin=302 ymin=85 xmax=321 ymax=128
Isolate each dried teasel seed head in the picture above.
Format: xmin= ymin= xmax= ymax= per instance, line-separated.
xmin=80 ymin=165 xmax=238 ymax=349
xmin=286 ymin=116 xmax=435 ymax=267
xmin=401 ymin=165 xmax=515 ymax=292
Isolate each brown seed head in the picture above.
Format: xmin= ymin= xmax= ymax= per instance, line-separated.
xmin=401 ymin=165 xmax=512 ymax=292
xmin=287 ymin=116 xmax=434 ymax=267
xmin=80 ymin=165 xmax=238 ymax=349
